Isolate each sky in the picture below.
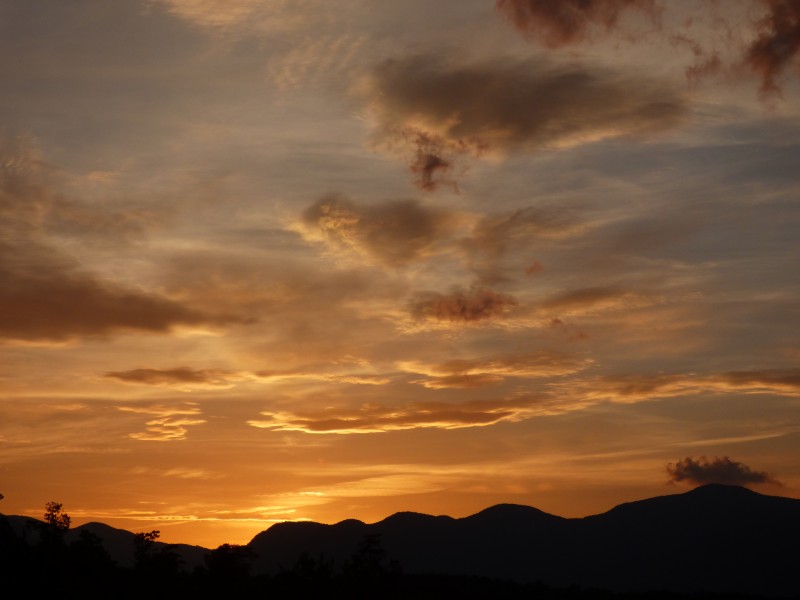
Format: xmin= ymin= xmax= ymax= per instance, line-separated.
xmin=1 ymin=0 xmax=799 ymax=549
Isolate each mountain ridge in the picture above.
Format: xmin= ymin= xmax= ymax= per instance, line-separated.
xmin=3 ymin=484 xmax=799 ymax=596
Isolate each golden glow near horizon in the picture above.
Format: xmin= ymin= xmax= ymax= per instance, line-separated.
xmin=1 ymin=1 xmax=799 ymax=548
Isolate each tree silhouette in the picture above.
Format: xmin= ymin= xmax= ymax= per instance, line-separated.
xmin=133 ymin=529 xmax=183 ymax=580
xmin=204 ymin=543 xmax=255 ymax=580
xmin=43 ymin=501 xmax=71 ymax=532
xmin=341 ymin=533 xmax=402 ymax=597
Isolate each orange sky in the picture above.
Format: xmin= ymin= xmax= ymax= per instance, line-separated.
xmin=1 ymin=0 xmax=799 ymax=549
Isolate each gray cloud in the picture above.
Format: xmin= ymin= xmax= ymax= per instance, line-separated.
xmin=666 ymin=456 xmax=780 ymax=486
xmin=0 ymin=134 xmax=238 ymax=343
xmin=0 ymin=243 xmax=236 ymax=343
xmin=463 ymin=206 xmax=578 ymax=284
xmin=300 ymin=194 xmax=460 ymax=266
xmin=363 ymin=54 xmax=685 ymax=188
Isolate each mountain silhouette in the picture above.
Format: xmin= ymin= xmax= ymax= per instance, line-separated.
xmin=3 ymin=484 xmax=798 ymax=596
xmin=2 ymin=514 xmax=208 ymax=570
xmin=246 ymin=484 xmax=800 ymax=597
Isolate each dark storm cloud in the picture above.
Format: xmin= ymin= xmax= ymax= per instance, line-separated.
xmin=410 ymin=286 xmax=519 ymax=323
xmin=301 ymin=194 xmax=459 ymax=266
xmin=495 ymin=0 xmax=656 ymax=48
xmin=364 ymin=55 xmax=686 ymax=188
xmin=745 ymin=0 xmax=800 ymax=96
xmin=666 ymin=456 xmax=780 ymax=486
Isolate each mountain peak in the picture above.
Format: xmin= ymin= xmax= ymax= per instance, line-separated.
xmin=685 ymin=482 xmax=761 ymax=495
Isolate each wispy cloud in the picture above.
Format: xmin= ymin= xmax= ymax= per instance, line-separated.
xmin=248 ymin=398 xmax=538 ymax=434
xmin=105 ymin=367 xmax=247 ymax=390
xmin=116 ymin=404 xmax=206 ymax=441
xmin=398 ymin=352 xmax=592 ymax=389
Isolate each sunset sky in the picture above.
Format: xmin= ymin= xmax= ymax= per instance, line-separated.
xmin=1 ymin=0 xmax=799 ymax=549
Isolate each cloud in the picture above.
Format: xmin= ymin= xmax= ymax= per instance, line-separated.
xmin=408 ymin=131 xmax=459 ymax=192
xmin=253 ymin=369 xmax=392 ymax=386
xmin=1 ymin=134 xmax=157 ymax=242
xmin=248 ymin=367 xmax=800 ymax=435
xmin=0 ymin=244 xmax=236 ymax=343
xmin=299 ymin=194 xmax=462 ymax=266
xmin=409 ymin=285 xmax=519 ymax=324
xmin=666 ymin=456 xmax=780 ymax=486
xmin=248 ymin=397 xmax=545 ymax=434
xmin=462 ymin=206 xmax=581 ymax=283
xmin=298 ymin=194 xmax=579 ymax=283
xmin=539 ymin=286 xmax=652 ymax=318
xmin=0 ymin=134 xmax=238 ymax=343
xmin=495 ymin=0 xmax=656 ymax=48
xmin=154 ymin=0 xmax=323 ymax=32
xmin=559 ymin=368 xmax=800 ymax=405
xmin=116 ymin=404 xmax=206 ymax=442
xmin=744 ymin=0 xmax=800 ymax=96
xmin=361 ymin=54 xmax=685 ymax=188
xmin=105 ymin=367 xmax=244 ymax=390
xmin=105 ymin=364 xmax=393 ymax=390
xmin=714 ymin=369 xmax=800 ymax=395
xmin=399 ymin=352 xmax=592 ymax=389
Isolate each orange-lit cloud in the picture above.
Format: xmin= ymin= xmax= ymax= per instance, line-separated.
xmin=116 ymin=404 xmax=206 ymax=441
xmin=539 ymin=286 xmax=653 ymax=318
xmin=399 ymin=352 xmax=592 ymax=389
xmin=714 ymin=369 xmax=800 ymax=396
xmin=409 ymin=286 xmax=519 ymax=324
xmin=563 ymin=368 xmax=800 ymax=404
xmin=154 ymin=0 xmax=319 ymax=32
xmin=495 ymin=0 xmax=656 ymax=48
xmin=105 ymin=365 xmax=393 ymax=389
xmin=253 ymin=369 xmax=392 ymax=386
xmin=361 ymin=55 xmax=686 ymax=188
xmin=105 ymin=367 xmax=244 ymax=390
xmin=248 ymin=396 xmax=554 ymax=434
xmin=666 ymin=455 xmax=780 ymax=486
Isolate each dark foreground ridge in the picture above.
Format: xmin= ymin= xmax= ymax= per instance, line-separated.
xmin=2 ymin=484 xmax=799 ymax=599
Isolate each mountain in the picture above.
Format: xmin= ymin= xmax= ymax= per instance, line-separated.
xmin=246 ymin=484 xmax=800 ymax=597
xmin=1 ymin=514 xmax=209 ymax=571
xmin=2 ymin=484 xmax=798 ymax=596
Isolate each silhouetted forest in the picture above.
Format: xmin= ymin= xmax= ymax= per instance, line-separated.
xmin=2 ymin=488 xmax=799 ymax=599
